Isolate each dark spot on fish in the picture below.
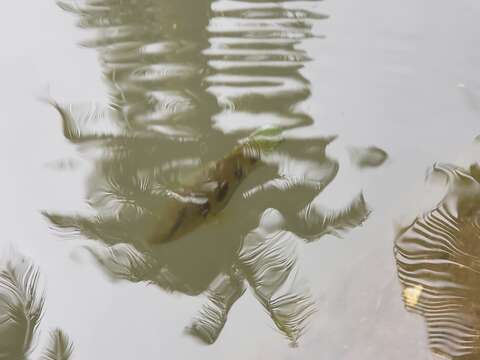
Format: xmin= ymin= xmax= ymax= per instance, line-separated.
xmin=234 ymin=165 xmax=244 ymax=179
xmin=217 ymin=181 xmax=229 ymax=202
xmin=199 ymin=201 xmax=210 ymax=217
xmin=249 ymin=157 xmax=258 ymax=165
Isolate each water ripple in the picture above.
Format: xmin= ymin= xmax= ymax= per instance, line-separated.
xmin=395 ymin=163 xmax=480 ymax=359
xmin=44 ymin=0 xmax=376 ymax=348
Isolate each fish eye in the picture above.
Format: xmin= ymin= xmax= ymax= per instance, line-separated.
xmin=199 ymin=201 xmax=210 ymax=217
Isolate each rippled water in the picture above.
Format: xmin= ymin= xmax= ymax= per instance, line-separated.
xmin=1 ymin=0 xmax=479 ymax=359
xmin=395 ymin=161 xmax=480 ymax=359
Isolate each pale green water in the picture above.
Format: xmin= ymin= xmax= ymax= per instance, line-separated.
xmin=0 ymin=1 xmax=479 ymax=359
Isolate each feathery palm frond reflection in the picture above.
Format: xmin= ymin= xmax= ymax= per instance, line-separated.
xmin=44 ymin=0 xmax=375 ymax=346
xmin=40 ymin=328 xmax=74 ymax=360
xmin=0 ymin=251 xmax=44 ymax=360
xmin=395 ymin=160 xmax=480 ymax=359
xmin=43 ymin=112 xmax=371 ymax=345
xmin=0 ymin=252 xmax=74 ymax=360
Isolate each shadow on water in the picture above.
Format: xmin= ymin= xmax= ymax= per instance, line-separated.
xmin=395 ymin=147 xmax=480 ymax=359
xmin=0 ymin=250 xmax=74 ymax=360
xmin=41 ymin=0 xmax=373 ymax=346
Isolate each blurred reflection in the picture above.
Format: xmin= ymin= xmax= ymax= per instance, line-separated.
xmin=206 ymin=0 xmax=326 ymax=131
xmin=348 ymin=146 xmax=388 ymax=169
xmin=395 ymin=162 xmax=480 ymax=359
xmin=46 ymin=0 xmax=371 ymax=346
xmin=0 ymin=251 xmax=74 ymax=360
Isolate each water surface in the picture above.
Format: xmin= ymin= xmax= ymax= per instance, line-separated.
xmin=0 ymin=0 xmax=479 ymax=359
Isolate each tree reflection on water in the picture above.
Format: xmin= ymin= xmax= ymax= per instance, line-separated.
xmin=395 ymin=158 xmax=480 ymax=359
xmin=42 ymin=0 xmax=373 ymax=346
xmin=0 ymin=250 xmax=74 ymax=360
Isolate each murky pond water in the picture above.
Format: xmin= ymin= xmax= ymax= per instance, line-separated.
xmin=1 ymin=0 xmax=479 ymax=359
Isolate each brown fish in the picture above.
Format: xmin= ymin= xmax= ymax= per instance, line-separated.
xmin=149 ymin=126 xmax=284 ymax=244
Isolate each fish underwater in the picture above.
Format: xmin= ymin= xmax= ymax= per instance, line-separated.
xmin=148 ymin=126 xmax=284 ymax=244
xmin=40 ymin=0 xmax=379 ymax=348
